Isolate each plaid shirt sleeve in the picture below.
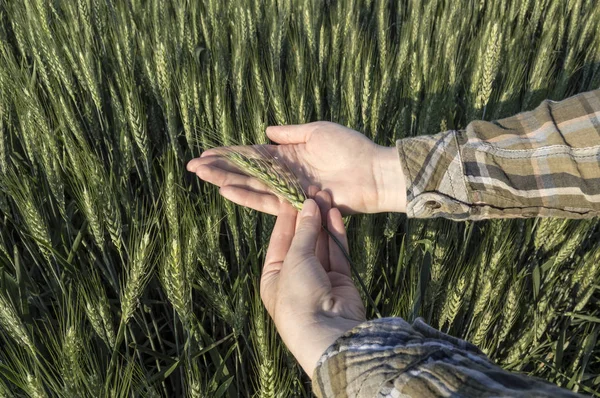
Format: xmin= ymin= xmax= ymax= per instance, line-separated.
xmin=312 ymin=91 xmax=599 ymax=397
xmin=397 ymin=89 xmax=600 ymax=220
xmin=312 ymin=318 xmax=582 ymax=397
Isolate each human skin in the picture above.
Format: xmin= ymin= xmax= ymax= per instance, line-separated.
xmin=187 ymin=122 xmax=405 ymax=377
xmin=261 ymin=194 xmax=366 ymax=377
xmin=186 ymin=121 xmax=407 ymax=216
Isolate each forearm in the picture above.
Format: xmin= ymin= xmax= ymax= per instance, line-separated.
xmin=385 ymin=89 xmax=600 ymax=220
xmin=312 ymin=317 xmax=582 ymax=398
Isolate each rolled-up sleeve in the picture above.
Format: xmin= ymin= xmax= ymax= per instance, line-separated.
xmin=312 ymin=318 xmax=582 ymax=397
xmin=397 ymin=89 xmax=600 ymax=220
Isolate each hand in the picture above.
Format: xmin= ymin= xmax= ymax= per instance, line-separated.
xmin=262 ymin=192 xmax=366 ymax=377
xmin=187 ymin=121 xmax=406 ymax=215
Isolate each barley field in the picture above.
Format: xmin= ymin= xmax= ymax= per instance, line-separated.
xmin=0 ymin=0 xmax=599 ymax=396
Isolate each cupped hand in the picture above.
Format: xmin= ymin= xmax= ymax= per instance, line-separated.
xmin=262 ymin=191 xmax=366 ymax=377
xmin=187 ymin=122 xmax=406 ymax=215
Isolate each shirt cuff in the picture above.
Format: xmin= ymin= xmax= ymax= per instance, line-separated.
xmin=311 ymin=317 xmax=487 ymax=398
xmin=311 ymin=317 xmax=582 ymax=398
xmin=396 ymin=131 xmax=473 ymax=219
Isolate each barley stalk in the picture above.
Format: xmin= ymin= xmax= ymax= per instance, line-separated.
xmin=0 ymin=109 xmax=6 ymax=177
xmin=185 ymin=225 xmax=200 ymax=285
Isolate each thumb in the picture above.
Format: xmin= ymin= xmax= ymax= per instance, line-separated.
xmin=266 ymin=123 xmax=315 ymax=144
xmin=288 ymin=199 xmax=321 ymax=257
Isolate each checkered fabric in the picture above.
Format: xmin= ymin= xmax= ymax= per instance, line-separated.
xmin=397 ymin=89 xmax=600 ymax=220
xmin=312 ymin=318 xmax=582 ymax=398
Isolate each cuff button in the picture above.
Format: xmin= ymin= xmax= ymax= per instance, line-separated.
xmin=425 ymin=200 xmax=441 ymax=210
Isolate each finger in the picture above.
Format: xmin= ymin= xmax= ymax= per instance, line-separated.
xmin=219 ymin=186 xmax=282 ymax=215
xmin=195 ymin=163 xmax=271 ymax=193
xmin=297 ymin=185 xmax=319 ymax=231
xmin=264 ymin=202 xmax=297 ymax=271
xmin=288 ymin=199 xmax=321 ymax=261
xmin=200 ymin=145 xmax=278 ymax=159
xmin=187 ymin=153 xmax=228 ymax=171
xmin=187 ymin=156 xmax=242 ymax=174
xmin=307 ymin=185 xmax=319 ymax=198
xmin=327 ymin=208 xmax=351 ymax=278
xmin=266 ymin=123 xmax=316 ymax=144
xmin=187 ymin=155 xmax=214 ymax=171
xmin=314 ymin=191 xmax=332 ymax=271
xmin=262 ymin=202 xmax=297 ymax=309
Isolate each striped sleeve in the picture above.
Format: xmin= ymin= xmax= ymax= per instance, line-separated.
xmin=397 ymin=89 xmax=600 ymax=220
xmin=312 ymin=317 xmax=583 ymax=398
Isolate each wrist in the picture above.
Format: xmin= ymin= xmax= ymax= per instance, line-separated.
xmin=373 ymin=144 xmax=407 ymax=213
xmin=284 ymin=315 xmax=361 ymax=379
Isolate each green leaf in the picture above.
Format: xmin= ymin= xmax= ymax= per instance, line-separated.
xmin=532 ymin=264 xmax=540 ymax=300
xmin=213 ymin=376 xmax=234 ymax=398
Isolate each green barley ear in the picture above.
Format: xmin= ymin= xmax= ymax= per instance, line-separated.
xmin=215 ymin=146 xmax=306 ymax=211
xmin=476 ymin=22 xmax=502 ymax=117
xmin=0 ymin=377 xmax=10 ymax=397
xmin=497 ymin=280 xmax=522 ymax=344
xmin=249 ymin=287 xmax=293 ymax=397
xmin=160 ymin=235 xmax=193 ymax=326
xmin=0 ymin=71 xmax=6 ymax=177
xmin=2 ymin=167 xmax=52 ymax=259
xmin=571 ymin=246 xmax=600 ymax=312
xmin=103 ymin=183 xmax=124 ymax=255
xmin=80 ymin=271 xmax=116 ymax=348
xmin=121 ymin=231 xmax=153 ymax=325
xmin=26 ymin=372 xmax=47 ymax=398
xmin=159 ymin=153 xmax=201 ymax=337
xmin=120 ymin=206 xmax=157 ymax=328
xmin=470 ymin=279 xmax=492 ymax=321
xmin=0 ymin=292 xmax=35 ymax=353
xmin=251 ymin=303 xmax=277 ymax=397
xmin=62 ymin=326 xmax=83 ymax=394
xmin=82 ymin=186 xmax=105 ymax=248
xmin=186 ymin=361 xmax=205 ymax=398
xmin=439 ymin=275 xmax=467 ymax=331
xmin=471 ymin=311 xmax=493 ymax=351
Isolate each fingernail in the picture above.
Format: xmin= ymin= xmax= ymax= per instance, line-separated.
xmin=300 ymin=199 xmax=317 ymax=218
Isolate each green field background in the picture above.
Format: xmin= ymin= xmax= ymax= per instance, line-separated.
xmin=0 ymin=0 xmax=599 ymax=396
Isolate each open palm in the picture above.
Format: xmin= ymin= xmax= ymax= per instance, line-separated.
xmin=187 ymin=121 xmax=403 ymax=215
